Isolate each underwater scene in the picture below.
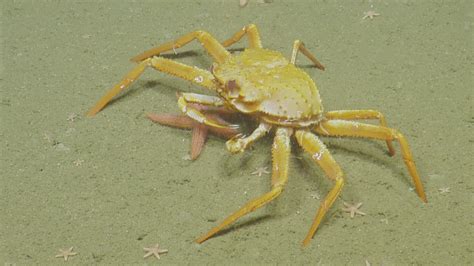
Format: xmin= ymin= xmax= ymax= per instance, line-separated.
xmin=2 ymin=0 xmax=472 ymax=265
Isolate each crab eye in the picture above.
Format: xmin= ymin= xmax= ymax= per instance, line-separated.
xmin=225 ymin=79 xmax=240 ymax=98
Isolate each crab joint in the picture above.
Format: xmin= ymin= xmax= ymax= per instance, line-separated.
xmin=194 ymin=75 xmax=204 ymax=83
xmin=312 ymin=150 xmax=324 ymax=161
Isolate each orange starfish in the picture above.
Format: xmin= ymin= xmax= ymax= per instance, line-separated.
xmin=147 ymin=104 xmax=239 ymax=160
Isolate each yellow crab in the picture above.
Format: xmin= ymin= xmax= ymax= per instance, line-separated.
xmin=87 ymin=24 xmax=427 ymax=246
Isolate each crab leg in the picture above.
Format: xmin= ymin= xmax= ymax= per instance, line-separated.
xmin=225 ymin=122 xmax=272 ymax=154
xmin=295 ymin=129 xmax=345 ymax=246
xmin=221 ymin=24 xmax=263 ymax=48
xmin=87 ymin=57 xmax=217 ymax=116
xmin=290 ymin=40 xmax=325 ymax=70
xmin=177 ymin=93 xmax=238 ymax=130
xmin=131 ymin=30 xmax=230 ymax=63
xmin=87 ymin=59 xmax=150 ymax=117
xmin=196 ymin=127 xmax=292 ymax=244
xmin=314 ymin=120 xmax=427 ymax=203
xmin=179 ymin=93 xmax=225 ymax=107
xmin=323 ymin=110 xmax=396 ymax=156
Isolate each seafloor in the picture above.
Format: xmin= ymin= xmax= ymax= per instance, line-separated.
xmin=1 ymin=0 xmax=472 ymax=265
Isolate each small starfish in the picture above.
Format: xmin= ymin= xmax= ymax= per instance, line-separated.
xmin=55 ymin=247 xmax=77 ymax=261
xmin=363 ymin=10 xmax=380 ymax=20
xmin=251 ymin=166 xmax=270 ymax=177
xmin=147 ymin=105 xmax=239 ymax=160
xmin=438 ymin=187 xmax=450 ymax=194
xmin=143 ymin=244 xmax=168 ymax=259
xmin=310 ymin=192 xmax=321 ymax=200
xmin=67 ymin=113 xmax=78 ymax=122
xmin=342 ymin=202 xmax=366 ymax=218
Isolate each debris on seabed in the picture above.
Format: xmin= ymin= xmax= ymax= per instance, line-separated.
xmin=240 ymin=0 xmax=273 ymax=8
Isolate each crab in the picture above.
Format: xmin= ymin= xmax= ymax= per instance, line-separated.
xmin=87 ymin=24 xmax=427 ymax=246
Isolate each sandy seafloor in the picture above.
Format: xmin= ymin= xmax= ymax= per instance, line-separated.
xmin=1 ymin=0 xmax=473 ymax=265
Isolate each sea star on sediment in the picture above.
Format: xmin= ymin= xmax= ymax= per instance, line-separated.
xmin=438 ymin=187 xmax=450 ymax=194
xmin=147 ymin=107 xmax=239 ymax=160
xmin=251 ymin=166 xmax=270 ymax=177
xmin=363 ymin=10 xmax=380 ymax=20
xmin=143 ymin=244 xmax=168 ymax=259
xmin=342 ymin=202 xmax=366 ymax=218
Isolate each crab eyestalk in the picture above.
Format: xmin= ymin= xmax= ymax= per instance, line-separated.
xmin=225 ymin=79 xmax=240 ymax=99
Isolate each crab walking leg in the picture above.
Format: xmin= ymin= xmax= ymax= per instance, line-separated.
xmin=196 ymin=127 xmax=292 ymax=244
xmin=221 ymin=24 xmax=263 ymax=48
xmin=314 ymin=120 xmax=427 ymax=203
xmin=87 ymin=57 xmax=217 ymax=116
xmin=177 ymin=94 xmax=238 ymax=130
xmin=290 ymin=40 xmax=325 ymax=71
xmin=294 ymin=130 xmax=344 ymax=246
xmin=324 ymin=110 xmax=396 ymax=156
xmin=87 ymin=59 xmax=151 ymax=116
xmin=179 ymin=92 xmax=225 ymax=107
xmin=177 ymin=92 xmax=239 ymax=131
xmin=131 ymin=31 xmax=230 ymax=63
xmin=151 ymin=57 xmax=219 ymax=89
xmin=226 ymin=122 xmax=272 ymax=154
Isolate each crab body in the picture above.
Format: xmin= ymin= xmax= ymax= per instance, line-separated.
xmin=213 ymin=48 xmax=323 ymax=127
xmin=88 ymin=25 xmax=427 ymax=247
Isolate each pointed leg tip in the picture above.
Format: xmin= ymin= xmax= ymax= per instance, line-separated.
xmin=421 ymin=196 xmax=428 ymax=203
xmin=416 ymin=189 xmax=428 ymax=203
xmin=302 ymin=239 xmax=311 ymax=247
xmin=195 ymin=236 xmax=207 ymax=244
xmin=87 ymin=105 xmax=106 ymax=117
xmin=195 ymin=230 xmax=217 ymax=244
xmin=86 ymin=110 xmax=97 ymax=117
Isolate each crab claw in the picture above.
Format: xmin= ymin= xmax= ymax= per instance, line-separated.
xmin=226 ymin=134 xmax=247 ymax=154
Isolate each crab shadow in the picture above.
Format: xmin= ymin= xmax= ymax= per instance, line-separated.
xmin=98 ymin=80 xmax=174 ymax=110
xmin=296 ymin=137 xmax=413 ymax=195
xmin=159 ymin=47 xmax=245 ymax=58
xmin=99 ymin=73 xmax=204 ymax=112
xmin=205 ymin=214 xmax=273 ymax=240
xmin=96 ymin=47 xmax=315 ymax=111
xmin=208 ymin=134 xmax=414 ymax=235
xmin=219 ymin=131 xmax=273 ymax=180
xmin=98 ymin=48 xmax=218 ymax=110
